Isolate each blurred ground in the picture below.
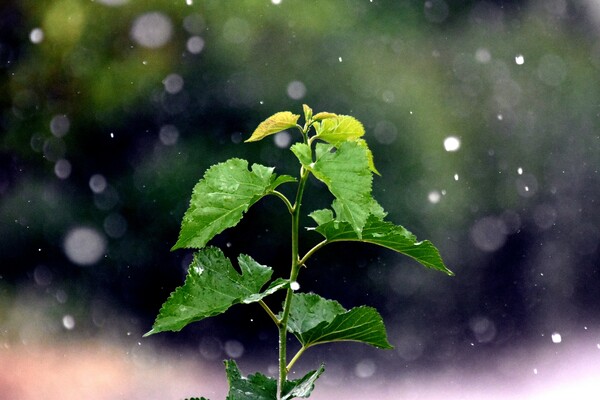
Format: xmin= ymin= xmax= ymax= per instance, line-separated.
xmin=2 ymin=327 xmax=599 ymax=400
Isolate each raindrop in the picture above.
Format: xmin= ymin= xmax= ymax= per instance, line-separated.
xmin=186 ymin=0 xmax=193 ymax=5
xmin=354 ymin=359 xmax=376 ymax=378
xmin=104 ymin=213 xmax=128 ymax=238
xmin=183 ymin=14 xmax=205 ymax=34
xmin=159 ymin=125 xmax=179 ymax=145
xmin=163 ymin=73 xmax=184 ymax=94
xmin=274 ymin=131 xmax=291 ymax=148
xmin=290 ymin=281 xmax=300 ymax=291
xmin=533 ymin=368 xmax=538 ymax=375
xmin=54 ymin=159 xmax=72 ymax=179
xmin=286 ymin=80 xmax=306 ymax=100
xmin=33 ymin=265 xmax=53 ymax=286
xmin=497 ymin=114 xmax=503 ymax=120
xmin=517 ymin=167 xmax=523 ymax=175
xmin=515 ymin=173 xmax=538 ymax=198
xmin=475 ymin=48 xmax=491 ymax=64
xmin=373 ymin=120 xmax=398 ymax=144
xmin=224 ymin=340 xmax=245 ymax=358
xmin=470 ymin=216 xmax=507 ymax=252
xmin=551 ymin=332 xmax=562 ymax=343
xmin=469 ymin=316 xmax=497 ymax=343
xmin=199 ymin=336 xmax=222 ymax=360
xmin=29 ymin=28 xmax=44 ymax=44
xmin=62 ymin=315 xmax=75 ymax=330
xmin=443 ymin=136 xmax=461 ymax=152
xmin=272 ymin=0 xmax=282 ymax=4
xmin=454 ymin=173 xmax=459 ymax=181
xmin=89 ymin=174 xmax=107 ymax=194
xmin=186 ymin=36 xmax=205 ymax=54
xmin=63 ymin=226 xmax=107 ymax=266
xmin=428 ymin=190 xmax=441 ymax=204
xmin=338 ymin=56 xmax=343 ymax=62
xmin=130 ymin=12 xmax=173 ymax=49
xmin=515 ymin=54 xmax=525 ymax=65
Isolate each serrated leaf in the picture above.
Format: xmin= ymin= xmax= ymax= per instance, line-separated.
xmin=225 ymin=360 xmax=323 ymax=400
xmin=314 ymin=115 xmax=364 ymax=143
xmin=144 ymin=247 xmax=283 ymax=336
xmin=245 ymin=111 xmax=300 ymax=142
xmin=172 ymin=158 xmax=294 ymax=250
xmin=355 ymin=138 xmax=380 ymax=175
xmin=304 ymin=141 xmax=375 ymax=238
xmin=310 ymin=214 xmax=454 ymax=275
xmin=288 ymin=293 xmax=393 ymax=349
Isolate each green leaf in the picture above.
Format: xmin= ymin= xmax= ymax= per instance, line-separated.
xmin=302 ymin=104 xmax=313 ymax=122
xmin=172 ymin=158 xmax=294 ymax=250
xmin=304 ymin=141 xmax=375 ymax=238
xmin=245 ymin=111 xmax=300 ymax=142
xmin=310 ymin=213 xmax=454 ymax=276
xmin=288 ymin=293 xmax=393 ymax=349
xmin=312 ymin=111 xmax=337 ymax=121
xmin=225 ymin=360 xmax=324 ymax=400
xmin=314 ymin=115 xmax=364 ymax=143
xmin=144 ymin=247 xmax=283 ymax=336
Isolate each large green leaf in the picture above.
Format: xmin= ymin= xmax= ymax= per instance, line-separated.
xmin=172 ymin=158 xmax=295 ymax=250
xmin=225 ymin=360 xmax=323 ymax=400
xmin=288 ymin=293 xmax=393 ymax=349
xmin=309 ymin=210 xmax=454 ymax=275
xmin=245 ymin=111 xmax=300 ymax=142
xmin=291 ymin=141 xmax=374 ymax=238
xmin=144 ymin=247 xmax=284 ymax=336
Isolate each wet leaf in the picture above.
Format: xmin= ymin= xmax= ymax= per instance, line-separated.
xmin=144 ymin=247 xmax=283 ymax=336
xmin=172 ymin=158 xmax=295 ymax=250
xmin=225 ymin=360 xmax=323 ymax=400
xmin=288 ymin=293 xmax=393 ymax=349
xmin=309 ymin=212 xmax=454 ymax=275
xmin=245 ymin=111 xmax=300 ymax=142
xmin=294 ymin=141 xmax=375 ymax=238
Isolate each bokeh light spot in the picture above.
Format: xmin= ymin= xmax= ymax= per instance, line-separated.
xmin=63 ymin=226 xmax=107 ymax=266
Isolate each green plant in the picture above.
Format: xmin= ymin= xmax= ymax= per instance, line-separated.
xmin=144 ymin=105 xmax=453 ymax=399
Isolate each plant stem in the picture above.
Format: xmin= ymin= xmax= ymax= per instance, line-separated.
xmin=258 ymin=300 xmax=280 ymax=327
xmin=298 ymin=239 xmax=328 ymax=267
xmin=286 ymin=345 xmax=308 ymax=372
xmin=277 ymin=165 xmax=309 ymax=399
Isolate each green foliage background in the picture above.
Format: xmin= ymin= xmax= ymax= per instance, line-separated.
xmin=1 ymin=0 xmax=599 ymax=371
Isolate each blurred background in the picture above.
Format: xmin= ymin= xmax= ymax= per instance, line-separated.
xmin=1 ymin=0 xmax=599 ymax=399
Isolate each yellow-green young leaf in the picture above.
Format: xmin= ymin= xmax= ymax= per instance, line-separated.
xmin=144 ymin=247 xmax=284 ymax=336
xmin=224 ymin=360 xmax=324 ymax=400
xmin=356 ymin=138 xmax=380 ymax=175
xmin=312 ymin=111 xmax=338 ymax=121
xmin=309 ymin=213 xmax=454 ymax=276
xmin=287 ymin=293 xmax=393 ymax=349
xmin=245 ymin=111 xmax=300 ymax=142
xmin=172 ymin=158 xmax=295 ymax=250
xmin=314 ymin=115 xmax=364 ymax=143
xmin=302 ymin=104 xmax=313 ymax=122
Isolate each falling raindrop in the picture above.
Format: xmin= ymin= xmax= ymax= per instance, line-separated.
xmin=428 ymin=190 xmax=441 ymax=204
xmin=224 ymin=340 xmax=245 ymax=358
xmin=551 ymin=332 xmax=562 ymax=343
xmin=517 ymin=167 xmax=523 ymax=175
xmin=338 ymin=56 xmax=343 ymax=62
xmin=62 ymin=315 xmax=75 ymax=330
xmin=454 ymin=173 xmax=459 ymax=181
xmin=515 ymin=54 xmax=525 ymax=65
xmin=29 ymin=28 xmax=44 ymax=44
xmin=274 ymin=131 xmax=291 ymax=148
xmin=186 ymin=36 xmax=205 ymax=54
xmin=354 ymin=359 xmax=376 ymax=378
xmin=272 ymin=0 xmax=282 ymax=4
xmin=286 ymin=80 xmax=306 ymax=100
xmin=54 ymin=159 xmax=72 ymax=179
xmin=63 ymin=226 xmax=107 ymax=266
xmin=130 ymin=12 xmax=173 ymax=49
xmin=443 ymin=136 xmax=461 ymax=152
